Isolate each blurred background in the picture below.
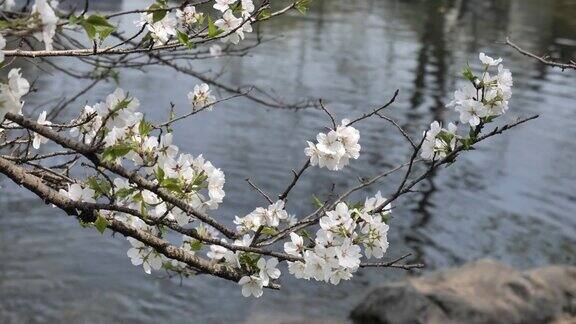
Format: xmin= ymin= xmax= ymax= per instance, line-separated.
xmin=0 ymin=0 xmax=575 ymax=322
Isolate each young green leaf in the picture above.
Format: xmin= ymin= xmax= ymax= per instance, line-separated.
xmin=176 ymin=30 xmax=194 ymax=49
xmin=94 ymin=214 xmax=108 ymax=234
xmin=79 ymin=15 xmax=116 ymax=42
xmin=102 ymin=144 xmax=133 ymax=162
xmin=207 ymin=16 xmax=222 ymax=38
xmin=295 ymin=0 xmax=311 ymax=14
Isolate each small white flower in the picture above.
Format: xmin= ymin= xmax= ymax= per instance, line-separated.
xmin=157 ymin=133 xmax=179 ymax=165
xmin=126 ymin=237 xmax=164 ymax=274
xmin=0 ymin=68 xmax=30 ymax=121
xmin=304 ymin=251 xmax=330 ymax=281
xmin=304 ymin=141 xmax=321 ymax=166
xmin=421 ymin=121 xmax=458 ymax=161
xmin=146 ymin=14 xmax=177 ymax=44
xmin=257 ymin=257 xmax=281 ymax=285
xmin=287 ymin=261 xmax=308 ymax=279
xmin=59 ymin=183 xmax=95 ymax=203
xmin=32 ymin=111 xmax=52 ymax=149
xmin=265 ymin=200 xmax=288 ymax=227
xmin=188 ymin=83 xmax=216 ymax=110
xmin=329 ymin=268 xmax=353 ymax=285
xmin=458 ymin=100 xmax=486 ymax=126
xmin=176 ymin=5 xmax=202 ymax=26
xmin=69 ymin=105 xmax=102 ymax=144
xmin=238 ymin=275 xmax=263 ymax=298
xmin=479 ymin=52 xmax=503 ymax=67
xmin=214 ymin=10 xmax=246 ymax=44
xmin=207 ymin=243 xmax=228 ymax=260
xmin=32 ymin=0 xmax=58 ymax=51
xmin=284 ymin=232 xmax=304 ymax=256
xmin=335 ymin=238 xmax=362 ymax=269
xmin=364 ymin=191 xmax=391 ymax=215
xmin=305 ymin=119 xmax=361 ymax=171
xmin=214 ymin=0 xmax=237 ymax=12
xmin=234 ymin=213 xmax=261 ymax=232
xmin=241 ymin=0 xmax=255 ymax=17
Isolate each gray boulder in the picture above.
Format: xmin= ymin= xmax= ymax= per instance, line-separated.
xmin=351 ymin=259 xmax=576 ymax=324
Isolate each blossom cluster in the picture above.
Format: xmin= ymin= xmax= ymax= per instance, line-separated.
xmin=421 ymin=53 xmax=514 ymax=161
xmin=0 ymin=0 xmax=58 ymax=60
xmin=305 ymin=119 xmax=361 ymax=171
xmin=57 ymin=86 xmax=226 ymax=274
xmin=285 ymin=193 xmax=391 ymax=285
xmin=135 ymin=0 xmax=254 ymax=48
xmin=219 ymin=191 xmax=390 ymax=298
xmin=213 ymin=0 xmax=255 ymax=45
xmin=0 ymin=69 xmax=30 ymax=121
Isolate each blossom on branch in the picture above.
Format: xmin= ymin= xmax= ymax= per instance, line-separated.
xmin=305 ymin=119 xmax=361 ymax=171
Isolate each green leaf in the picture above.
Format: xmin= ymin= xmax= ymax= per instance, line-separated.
xmin=176 ymin=30 xmax=194 ymax=49
xmin=115 ymin=187 xmax=136 ymax=199
xmin=79 ymin=15 xmax=116 ymax=42
xmin=138 ymin=119 xmax=154 ymax=136
xmin=0 ymin=20 xmax=10 ymax=30
xmin=161 ymin=178 xmax=183 ymax=194
xmin=86 ymin=177 xmax=111 ymax=198
xmin=94 ymin=214 xmax=108 ymax=234
xmin=311 ymin=195 xmax=324 ymax=208
xmin=295 ymin=0 xmax=311 ymax=14
xmin=81 ymin=22 xmax=97 ymax=39
xmin=102 ymin=143 xmax=133 ymax=162
xmin=156 ymin=167 xmax=165 ymax=182
xmin=230 ymin=2 xmax=242 ymax=14
xmin=207 ymin=16 xmax=222 ymax=38
xmin=260 ymin=226 xmax=278 ymax=236
xmin=462 ymin=65 xmax=475 ymax=82
xmin=149 ymin=3 xmax=167 ymax=23
xmin=258 ymin=9 xmax=271 ymax=20
xmin=68 ymin=14 xmax=80 ymax=25
xmin=190 ymin=240 xmax=203 ymax=251
xmin=85 ymin=14 xmax=114 ymax=27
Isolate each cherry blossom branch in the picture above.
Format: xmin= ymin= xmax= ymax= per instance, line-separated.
xmin=346 ymin=89 xmax=399 ymax=126
xmin=360 ymin=253 xmax=424 ymax=270
xmin=2 ymin=1 xmax=299 ymax=58
xmin=372 ymin=114 xmax=540 ymax=214
xmin=4 ymin=112 xmax=239 ymax=239
xmin=506 ymin=37 xmax=576 ymax=71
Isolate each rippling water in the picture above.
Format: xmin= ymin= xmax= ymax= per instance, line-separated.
xmin=1 ymin=0 xmax=576 ymax=322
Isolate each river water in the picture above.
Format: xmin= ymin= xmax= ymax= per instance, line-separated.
xmin=1 ymin=0 xmax=575 ymax=322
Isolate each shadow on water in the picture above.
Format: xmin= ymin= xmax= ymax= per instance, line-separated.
xmin=1 ymin=0 xmax=576 ymax=322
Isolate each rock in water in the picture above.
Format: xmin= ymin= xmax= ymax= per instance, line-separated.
xmin=351 ymin=259 xmax=576 ymax=324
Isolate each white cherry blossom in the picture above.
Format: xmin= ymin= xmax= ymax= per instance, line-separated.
xmin=32 ymin=0 xmax=58 ymax=51
xmin=126 ymin=237 xmax=164 ymax=274
xmin=284 ymin=232 xmax=304 ymax=256
xmin=188 ymin=83 xmax=216 ymax=110
xmin=32 ymin=111 xmax=52 ymax=149
xmin=257 ymin=257 xmax=281 ymax=285
xmin=479 ymin=52 xmax=503 ymax=67
xmin=0 ymin=69 xmax=30 ymax=121
xmin=176 ymin=5 xmax=202 ymax=26
xmin=238 ymin=275 xmax=263 ymax=298
xmin=214 ymin=0 xmax=237 ymax=12
xmin=59 ymin=183 xmax=95 ymax=203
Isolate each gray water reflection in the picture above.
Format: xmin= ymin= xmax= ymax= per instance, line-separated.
xmin=1 ymin=0 xmax=576 ymax=322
